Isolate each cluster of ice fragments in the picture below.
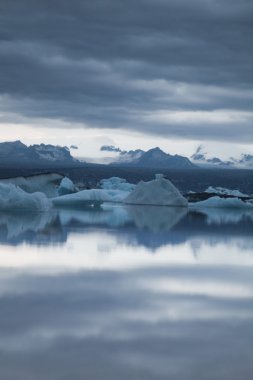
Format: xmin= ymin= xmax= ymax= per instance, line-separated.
xmin=0 ymin=173 xmax=252 ymax=211
xmin=53 ymin=174 xmax=188 ymax=208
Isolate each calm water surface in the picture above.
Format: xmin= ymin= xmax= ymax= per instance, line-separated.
xmin=0 ymin=205 xmax=253 ymax=380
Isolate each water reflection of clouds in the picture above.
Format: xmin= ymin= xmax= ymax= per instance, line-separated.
xmin=0 ymin=264 xmax=253 ymax=379
xmin=1 ymin=234 xmax=253 ymax=273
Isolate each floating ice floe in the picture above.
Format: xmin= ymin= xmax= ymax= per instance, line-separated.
xmin=0 ymin=173 xmax=64 ymax=197
xmin=52 ymin=189 xmax=130 ymax=208
xmin=100 ymin=177 xmax=136 ymax=192
xmin=191 ymin=196 xmax=253 ymax=209
xmin=123 ymin=174 xmax=188 ymax=207
xmin=205 ymin=186 xmax=250 ymax=198
xmin=58 ymin=177 xmax=77 ymax=196
xmin=0 ymin=183 xmax=52 ymax=211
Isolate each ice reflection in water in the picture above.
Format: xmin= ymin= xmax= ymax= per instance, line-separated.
xmin=0 ymin=205 xmax=253 ymax=380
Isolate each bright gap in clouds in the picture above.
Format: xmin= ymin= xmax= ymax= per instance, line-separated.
xmin=1 ymin=123 xmax=253 ymax=163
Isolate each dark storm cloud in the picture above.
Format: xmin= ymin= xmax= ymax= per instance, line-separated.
xmin=0 ymin=0 xmax=252 ymax=141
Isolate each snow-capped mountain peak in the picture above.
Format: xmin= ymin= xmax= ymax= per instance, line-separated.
xmin=191 ymin=145 xmax=253 ymax=168
xmin=101 ymin=145 xmax=196 ymax=168
xmin=32 ymin=144 xmax=72 ymax=162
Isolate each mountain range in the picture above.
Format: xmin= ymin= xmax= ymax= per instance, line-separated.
xmin=101 ymin=145 xmax=195 ymax=168
xmin=0 ymin=140 xmax=78 ymax=167
xmin=101 ymin=144 xmax=253 ymax=169
xmin=1 ymin=141 xmax=252 ymax=170
xmin=191 ymin=146 xmax=253 ymax=168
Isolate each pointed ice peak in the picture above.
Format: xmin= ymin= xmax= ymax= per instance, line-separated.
xmin=155 ymin=173 xmax=164 ymax=180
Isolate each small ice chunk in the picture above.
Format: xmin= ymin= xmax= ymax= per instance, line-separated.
xmin=123 ymin=176 xmax=188 ymax=206
xmin=58 ymin=177 xmax=76 ymax=196
xmin=0 ymin=183 xmax=52 ymax=211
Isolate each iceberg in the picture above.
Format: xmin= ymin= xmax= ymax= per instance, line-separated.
xmin=123 ymin=174 xmax=188 ymax=207
xmin=58 ymin=177 xmax=77 ymax=196
xmin=100 ymin=177 xmax=136 ymax=192
xmin=0 ymin=183 xmax=52 ymax=211
xmin=191 ymin=196 xmax=253 ymax=209
xmin=0 ymin=173 xmax=64 ymax=197
xmin=52 ymin=189 xmax=129 ymax=208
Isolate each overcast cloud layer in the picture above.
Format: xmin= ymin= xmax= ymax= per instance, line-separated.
xmin=0 ymin=0 xmax=253 ymax=143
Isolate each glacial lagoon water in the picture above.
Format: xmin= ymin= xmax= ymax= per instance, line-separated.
xmin=0 ymin=205 xmax=253 ymax=380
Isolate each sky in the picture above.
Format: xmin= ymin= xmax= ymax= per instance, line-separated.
xmin=0 ymin=0 xmax=253 ymax=160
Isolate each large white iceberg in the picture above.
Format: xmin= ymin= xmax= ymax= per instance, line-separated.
xmin=123 ymin=174 xmax=188 ymax=207
xmin=100 ymin=177 xmax=136 ymax=192
xmin=0 ymin=173 xmax=63 ymax=197
xmin=0 ymin=183 xmax=52 ymax=211
xmin=191 ymin=196 xmax=253 ymax=209
xmin=52 ymin=189 xmax=129 ymax=208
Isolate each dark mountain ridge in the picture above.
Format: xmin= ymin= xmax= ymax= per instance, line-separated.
xmin=0 ymin=140 xmax=79 ymax=167
xmin=112 ymin=147 xmax=196 ymax=168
